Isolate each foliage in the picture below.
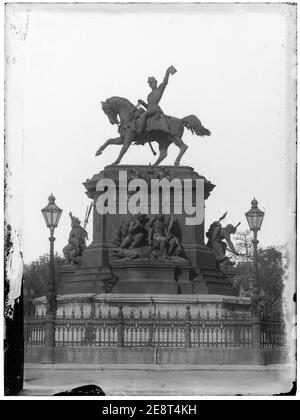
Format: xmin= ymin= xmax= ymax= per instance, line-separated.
xmin=233 ymin=231 xmax=284 ymax=317
xmin=23 ymin=253 xmax=65 ymax=299
xmin=232 ymin=230 xmax=253 ymax=263
xmin=257 ymin=246 xmax=284 ymax=318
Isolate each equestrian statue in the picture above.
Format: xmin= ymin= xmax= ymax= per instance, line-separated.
xmin=96 ymin=66 xmax=211 ymax=166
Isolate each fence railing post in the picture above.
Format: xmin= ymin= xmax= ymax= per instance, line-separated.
xmin=185 ymin=305 xmax=191 ymax=348
xmin=117 ymin=306 xmax=124 ymax=347
xmin=84 ymin=299 xmax=95 ymax=345
xmin=252 ymin=314 xmax=261 ymax=348
xmin=252 ymin=313 xmax=264 ymax=364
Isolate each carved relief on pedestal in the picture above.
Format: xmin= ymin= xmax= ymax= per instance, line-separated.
xmin=113 ymin=213 xmax=189 ymax=264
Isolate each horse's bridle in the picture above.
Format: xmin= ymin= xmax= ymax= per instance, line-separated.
xmin=117 ymin=106 xmax=138 ymax=133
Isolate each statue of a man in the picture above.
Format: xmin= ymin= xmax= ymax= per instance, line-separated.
xmin=148 ymin=214 xmax=169 ymax=258
xmin=206 ymin=218 xmax=240 ymax=265
xmin=166 ymin=215 xmax=186 ymax=260
xmin=119 ymin=214 xmax=149 ymax=249
xmin=63 ymin=212 xmax=88 ymax=264
xmin=137 ymin=65 xmax=176 ymax=135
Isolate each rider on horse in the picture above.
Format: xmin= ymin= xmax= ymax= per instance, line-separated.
xmin=137 ymin=65 xmax=176 ymax=135
xmin=97 ymin=66 xmax=211 ymax=167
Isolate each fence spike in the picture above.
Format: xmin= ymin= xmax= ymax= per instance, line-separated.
xmin=186 ymin=305 xmax=191 ymax=321
xmin=118 ymin=305 xmax=123 ymax=318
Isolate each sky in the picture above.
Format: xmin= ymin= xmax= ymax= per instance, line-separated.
xmin=5 ymin=2 xmax=296 ymax=264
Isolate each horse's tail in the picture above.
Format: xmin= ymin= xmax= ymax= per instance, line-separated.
xmin=182 ymin=115 xmax=211 ymax=137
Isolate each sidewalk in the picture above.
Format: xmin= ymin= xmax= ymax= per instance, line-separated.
xmin=21 ymin=363 xmax=295 ymax=396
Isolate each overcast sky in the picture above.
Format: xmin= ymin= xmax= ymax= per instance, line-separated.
xmin=5 ymin=2 xmax=296 ymax=263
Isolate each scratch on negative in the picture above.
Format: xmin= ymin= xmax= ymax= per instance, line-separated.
xmin=5 ymin=226 xmax=23 ymax=318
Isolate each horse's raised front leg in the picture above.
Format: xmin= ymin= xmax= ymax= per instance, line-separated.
xmin=110 ymin=134 xmax=133 ymax=166
xmin=173 ymin=136 xmax=188 ymax=166
xmin=95 ymin=137 xmax=123 ymax=156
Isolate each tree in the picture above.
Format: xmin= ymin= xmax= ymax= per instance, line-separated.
xmin=23 ymin=253 xmax=65 ymax=315
xmin=232 ymin=231 xmax=284 ymax=317
xmin=257 ymin=246 xmax=284 ymax=318
xmin=233 ymin=230 xmax=253 ymax=263
xmin=231 ymin=230 xmax=254 ymax=294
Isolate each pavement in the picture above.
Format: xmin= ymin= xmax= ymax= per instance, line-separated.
xmin=20 ymin=363 xmax=296 ymax=396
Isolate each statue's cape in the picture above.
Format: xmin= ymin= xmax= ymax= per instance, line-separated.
xmin=145 ymin=113 xmax=172 ymax=133
xmin=132 ymin=111 xmax=179 ymax=143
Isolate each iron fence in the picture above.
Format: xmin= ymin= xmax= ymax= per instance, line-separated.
xmin=191 ymin=312 xmax=253 ymax=347
xmin=261 ymin=317 xmax=286 ymax=348
xmin=24 ymin=317 xmax=45 ymax=346
xmin=24 ymin=306 xmax=286 ymax=349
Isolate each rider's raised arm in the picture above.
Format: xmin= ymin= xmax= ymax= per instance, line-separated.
xmin=158 ymin=68 xmax=171 ymax=92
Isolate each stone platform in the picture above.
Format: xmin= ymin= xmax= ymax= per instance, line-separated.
xmin=33 ymin=293 xmax=251 ymax=317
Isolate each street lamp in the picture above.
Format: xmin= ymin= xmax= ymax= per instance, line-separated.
xmin=245 ymin=198 xmax=265 ymax=313
xmin=41 ymin=194 xmax=62 ymax=362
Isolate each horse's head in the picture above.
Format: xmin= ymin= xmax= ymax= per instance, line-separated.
xmin=101 ymin=96 xmax=135 ymax=126
xmin=101 ymin=99 xmax=119 ymax=125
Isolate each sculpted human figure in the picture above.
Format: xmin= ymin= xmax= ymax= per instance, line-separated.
xmin=96 ymin=66 xmax=211 ymax=167
xmin=63 ymin=212 xmax=88 ymax=264
xmin=166 ymin=216 xmax=186 ymax=260
xmin=206 ymin=214 xmax=240 ymax=265
xmin=137 ymin=65 xmax=176 ymax=135
xmin=118 ymin=214 xmax=149 ymax=250
xmin=114 ymin=219 xmax=129 ymax=247
xmin=148 ymin=214 xmax=169 ymax=258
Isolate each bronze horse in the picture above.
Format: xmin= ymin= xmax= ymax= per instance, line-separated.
xmin=96 ymin=96 xmax=211 ymax=166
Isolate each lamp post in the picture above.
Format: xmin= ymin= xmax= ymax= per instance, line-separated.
xmin=41 ymin=194 xmax=62 ymax=363
xmin=245 ymin=198 xmax=265 ymax=298
xmin=245 ymin=198 xmax=264 ymax=361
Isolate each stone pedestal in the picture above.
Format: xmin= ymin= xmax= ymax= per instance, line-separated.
xmin=34 ymin=293 xmax=252 ymax=318
xmin=82 ymin=165 xmax=215 ymax=268
xmin=58 ymin=165 xmax=238 ymax=297
xmin=110 ymin=260 xmax=191 ymax=294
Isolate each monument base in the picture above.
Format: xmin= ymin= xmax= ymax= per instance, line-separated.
xmin=33 ymin=292 xmax=251 ymax=317
xmin=58 ymin=164 xmax=239 ymax=296
xmin=58 ymin=263 xmax=239 ymax=296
